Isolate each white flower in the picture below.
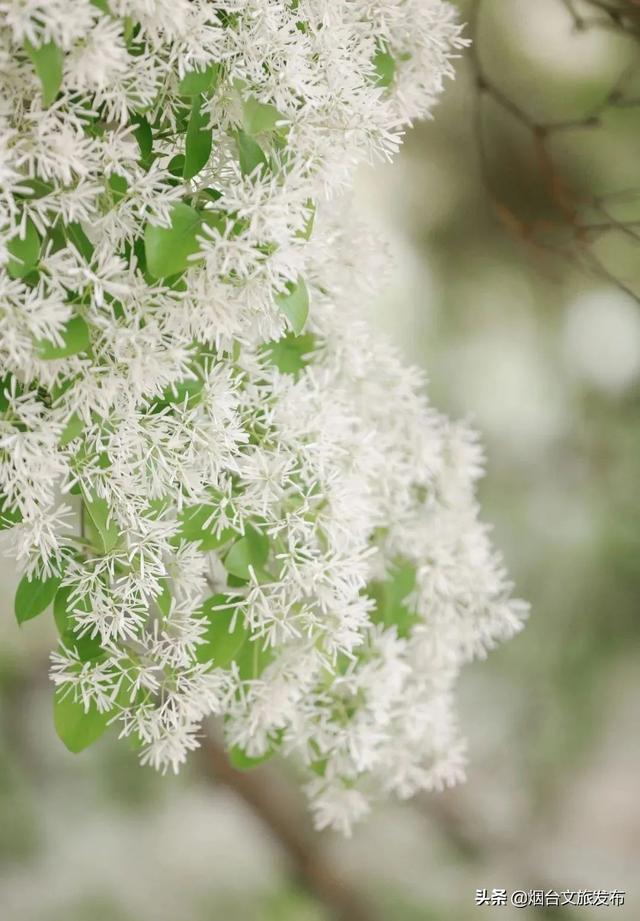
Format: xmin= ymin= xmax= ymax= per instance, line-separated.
xmin=308 ymin=782 xmax=372 ymax=837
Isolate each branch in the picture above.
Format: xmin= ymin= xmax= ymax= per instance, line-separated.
xmin=467 ymin=0 xmax=640 ymax=304
xmin=199 ymin=734 xmax=379 ymax=921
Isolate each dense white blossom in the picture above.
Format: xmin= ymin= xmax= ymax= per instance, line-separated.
xmin=0 ymin=0 xmax=527 ymax=833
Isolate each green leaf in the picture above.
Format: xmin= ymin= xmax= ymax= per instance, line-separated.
xmin=53 ymin=690 xmax=112 ymax=753
xmin=83 ymin=493 xmax=120 ymax=554
xmin=19 ymin=178 xmax=54 ymax=200
xmin=175 ymin=502 xmax=236 ymax=551
xmin=144 ymin=203 xmax=203 ymax=279
xmin=310 ymin=757 xmax=328 ymax=777
xmin=200 ymin=210 xmax=231 ymax=237
xmin=166 ymin=376 xmax=204 ymax=404
xmin=90 ymin=0 xmax=111 ymax=13
xmin=7 ymin=218 xmax=41 ymax=278
xmin=67 ymin=222 xmax=94 ymax=262
xmin=24 ymin=39 xmax=64 ymax=108
xmin=242 ymin=96 xmax=282 ymax=135
xmin=178 ymin=64 xmax=218 ymax=96
xmin=373 ymin=48 xmax=396 ymax=88
xmin=149 ymin=376 xmax=204 ymax=413
xmin=184 ymin=96 xmax=213 ymax=180
xmin=235 ymin=129 xmax=268 ymax=177
xmin=199 ymin=187 xmax=222 ymax=203
xmin=123 ymin=16 xmax=135 ymax=46
xmin=263 ymin=332 xmax=316 ymax=375
xmin=195 ymin=594 xmax=248 ymax=666
xmin=144 ymin=496 xmax=172 ymax=520
xmin=368 ymin=561 xmax=419 ymax=639
xmin=0 ymin=373 xmax=13 ymax=412
xmin=47 ymin=220 xmax=67 ymax=254
xmin=156 ymin=578 xmax=171 ymax=617
xmin=177 ymin=502 xmax=217 ymax=540
xmin=194 ymin=527 xmax=237 ymax=552
xmin=15 ymin=571 xmax=61 ymax=624
xmin=59 ymin=412 xmax=84 ymax=446
xmin=296 ymin=200 xmax=315 ymax=242
xmin=54 ymin=585 xmax=105 ymax=660
xmin=168 ymin=154 xmax=185 ymax=177
xmin=36 ymin=315 xmax=90 ymax=360
xmin=108 ymin=173 xmax=128 ymax=204
xmin=275 ymin=277 xmax=309 ymax=335
xmin=53 ymin=584 xmax=72 ymax=634
xmin=236 ymin=637 xmax=274 ymax=680
xmin=228 ymin=744 xmax=275 ymax=771
xmin=224 ymin=525 xmax=269 ymax=580
xmin=61 ymin=630 xmax=105 ymax=662
xmin=132 ymin=115 xmax=153 ymax=163
xmin=0 ymin=495 xmax=22 ymax=530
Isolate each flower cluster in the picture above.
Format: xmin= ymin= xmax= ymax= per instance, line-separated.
xmin=0 ymin=0 xmax=526 ymax=833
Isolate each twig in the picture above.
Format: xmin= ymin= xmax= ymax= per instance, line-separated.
xmin=467 ymin=0 xmax=640 ymax=303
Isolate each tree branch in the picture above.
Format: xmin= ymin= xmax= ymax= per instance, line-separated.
xmin=467 ymin=0 xmax=640 ymax=304
xmin=199 ymin=735 xmax=379 ymax=921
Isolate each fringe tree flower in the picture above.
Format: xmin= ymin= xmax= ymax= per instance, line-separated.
xmin=0 ymin=0 xmax=527 ymax=834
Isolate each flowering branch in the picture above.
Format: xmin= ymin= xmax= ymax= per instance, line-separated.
xmin=0 ymin=0 xmax=526 ymax=834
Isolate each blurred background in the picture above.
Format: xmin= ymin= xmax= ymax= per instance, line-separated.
xmin=1 ymin=1 xmax=639 ymax=918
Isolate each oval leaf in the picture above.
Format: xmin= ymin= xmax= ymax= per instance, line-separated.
xmin=59 ymin=412 xmax=84 ymax=446
xmin=15 ymin=571 xmax=61 ymax=624
xmin=25 ymin=39 xmax=63 ymax=108
xmin=236 ymin=638 xmax=274 ymax=681
xmin=66 ymin=222 xmax=94 ymax=262
xmin=0 ymin=495 xmax=22 ymax=530
xmin=224 ymin=525 xmax=269 ymax=580
xmin=7 ymin=218 xmax=41 ymax=278
xmin=184 ymin=96 xmax=213 ymax=180
xmin=296 ymin=200 xmax=316 ymax=242
xmin=263 ymin=332 xmax=317 ymax=375
xmin=175 ymin=502 xmax=236 ymax=551
xmin=54 ymin=587 xmax=104 ymax=661
xmin=83 ymin=493 xmax=120 ymax=554
xmin=178 ymin=64 xmax=218 ymax=96
xmin=132 ymin=115 xmax=153 ymax=163
xmin=195 ymin=594 xmax=248 ymax=667
xmin=275 ymin=277 xmax=309 ymax=335
xmin=144 ymin=203 xmax=203 ymax=279
xmin=373 ymin=48 xmax=396 ymax=88
xmin=242 ymin=96 xmax=282 ymax=135
xmin=53 ymin=690 xmax=112 ymax=753
xmin=228 ymin=744 xmax=275 ymax=772
xmin=53 ymin=584 xmax=72 ymax=634
xmin=156 ymin=578 xmax=172 ymax=617
xmin=368 ymin=561 xmax=419 ymax=639
xmin=53 ymin=584 xmax=93 ymax=635
xmin=37 ymin=315 xmax=90 ymax=360
xmin=235 ymin=129 xmax=268 ymax=177
xmin=60 ymin=631 xmax=105 ymax=663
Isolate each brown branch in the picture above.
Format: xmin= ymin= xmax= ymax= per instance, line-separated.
xmin=467 ymin=0 xmax=640 ymax=304
xmin=200 ymin=734 xmax=379 ymax=921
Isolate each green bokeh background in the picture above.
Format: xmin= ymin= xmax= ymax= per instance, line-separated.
xmin=1 ymin=2 xmax=639 ymax=918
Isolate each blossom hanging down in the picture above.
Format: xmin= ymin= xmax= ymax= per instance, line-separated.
xmin=0 ymin=0 xmax=527 ymax=834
